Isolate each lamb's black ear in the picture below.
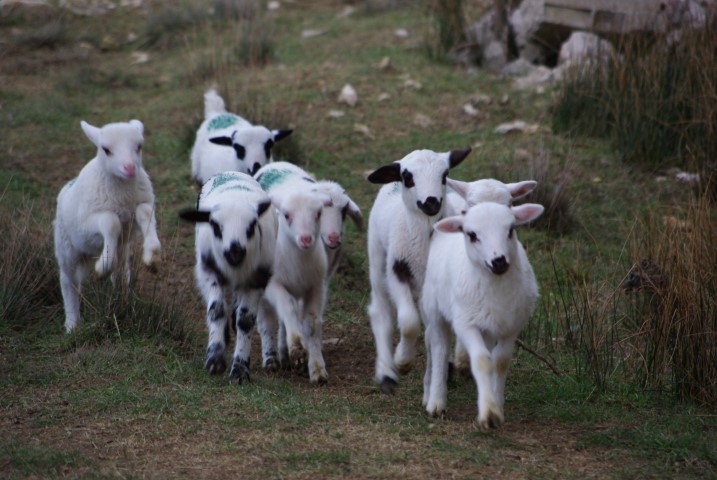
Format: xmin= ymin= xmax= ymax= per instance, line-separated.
xmin=257 ymin=200 xmax=271 ymax=217
xmin=209 ymin=136 xmax=233 ymax=146
xmin=367 ymin=163 xmax=401 ymax=184
xmin=179 ymin=209 xmax=211 ymax=223
xmin=273 ymin=129 xmax=293 ymax=142
xmin=448 ymin=147 xmax=472 ymax=169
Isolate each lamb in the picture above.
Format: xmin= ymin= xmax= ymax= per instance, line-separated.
xmin=445 ymin=177 xmax=538 ymax=374
xmin=366 ymin=147 xmax=472 ymax=394
xmin=179 ymin=172 xmax=278 ymax=382
xmin=54 ymin=119 xmax=161 ymax=333
xmin=190 ymin=88 xmax=293 ymax=185
xmin=255 ymin=161 xmax=335 ymax=384
xmin=421 ymin=201 xmax=544 ymax=429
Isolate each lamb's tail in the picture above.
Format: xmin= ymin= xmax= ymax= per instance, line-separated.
xmin=204 ymin=88 xmax=226 ymax=118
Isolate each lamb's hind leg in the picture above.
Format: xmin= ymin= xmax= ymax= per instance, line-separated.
xmin=197 ymin=260 xmax=229 ymax=375
xmin=230 ymin=290 xmax=262 ymax=383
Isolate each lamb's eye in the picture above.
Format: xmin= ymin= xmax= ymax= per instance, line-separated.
xmin=316 ymin=210 xmax=322 ymax=220
xmin=136 ymin=144 xmax=142 ymax=154
xmin=467 ymin=231 xmax=479 ymax=243
xmin=209 ymin=220 xmax=222 ymax=239
xmin=102 ymin=147 xmax=112 ymax=156
xmin=402 ymin=170 xmax=415 ymax=188
xmin=234 ymin=144 xmax=246 ymax=160
xmin=508 ymin=226 xmax=514 ymax=239
xmin=284 ymin=213 xmax=292 ymax=224
xmin=246 ymin=220 xmax=257 ymax=239
xmin=441 ymin=171 xmax=448 ymax=185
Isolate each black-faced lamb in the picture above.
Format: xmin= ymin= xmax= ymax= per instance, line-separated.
xmin=365 ymin=147 xmax=471 ymax=394
xmin=190 ymin=88 xmax=293 ymax=185
xmin=179 ymin=172 xmax=278 ymax=382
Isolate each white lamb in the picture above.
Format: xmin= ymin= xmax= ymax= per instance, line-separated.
xmin=445 ymin=177 xmax=538 ymax=374
xmin=421 ymin=201 xmax=544 ymax=429
xmin=366 ymin=147 xmax=472 ymax=394
xmin=54 ymin=119 xmax=161 ymax=333
xmin=190 ymin=88 xmax=293 ymax=185
xmin=255 ymin=161 xmax=335 ymax=384
xmin=179 ymin=172 xmax=278 ymax=382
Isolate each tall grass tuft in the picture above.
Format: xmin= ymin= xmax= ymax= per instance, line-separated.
xmin=624 ymin=196 xmax=717 ymax=405
xmin=424 ymin=0 xmax=466 ymax=59
xmin=553 ymin=20 xmax=717 ymax=197
xmin=0 ymin=206 xmax=61 ymax=328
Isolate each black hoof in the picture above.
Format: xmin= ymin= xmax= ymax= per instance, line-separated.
xmin=229 ymin=360 xmax=251 ymax=384
xmin=264 ymin=356 xmax=279 ymax=372
xmin=379 ymin=376 xmax=398 ymax=395
xmin=205 ymin=345 xmax=227 ymax=375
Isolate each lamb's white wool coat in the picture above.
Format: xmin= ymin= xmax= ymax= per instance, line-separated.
xmin=444 ymin=177 xmax=537 ymax=371
xmin=255 ymin=161 xmax=336 ymax=384
xmin=54 ymin=119 xmax=160 ymax=333
xmin=179 ymin=172 xmax=278 ymax=382
xmin=190 ymin=89 xmax=292 ymax=184
xmin=421 ymin=201 xmax=543 ymax=429
xmin=365 ymin=147 xmax=471 ymax=394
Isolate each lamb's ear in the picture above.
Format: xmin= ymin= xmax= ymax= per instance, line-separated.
xmin=434 ymin=216 xmax=464 ymax=233
xmin=446 ymin=178 xmax=470 ymax=199
xmin=317 ymin=193 xmax=333 ymax=208
xmin=257 ymin=200 xmax=272 ymax=217
xmin=507 ymin=180 xmax=538 ymax=200
xmin=367 ymin=163 xmax=401 ymax=184
xmin=512 ymin=203 xmax=544 ymax=225
xmin=81 ymin=121 xmax=100 ymax=147
xmin=273 ymin=129 xmax=293 ymax=142
xmin=129 ymin=119 xmax=144 ymax=135
xmin=346 ymin=198 xmax=363 ymax=231
xmin=447 ymin=147 xmax=472 ymax=169
xmin=179 ymin=209 xmax=211 ymax=223
xmin=209 ymin=136 xmax=233 ymax=146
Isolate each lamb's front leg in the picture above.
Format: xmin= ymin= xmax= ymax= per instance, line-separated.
xmin=197 ymin=263 xmax=229 ymax=375
xmin=264 ymin=281 xmax=304 ymax=369
xmin=492 ymin=335 xmax=517 ymax=414
xmin=460 ymin=326 xmax=503 ymax=429
xmin=135 ymin=202 xmax=161 ymax=267
xmin=229 ymin=290 xmax=262 ymax=383
xmin=302 ymin=287 xmax=328 ymax=385
xmin=386 ymin=268 xmax=420 ymax=375
xmin=92 ymin=212 xmax=121 ymax=277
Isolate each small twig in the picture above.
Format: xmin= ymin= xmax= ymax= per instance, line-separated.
xmin=516 ymin=339 xmax=562 ymax=376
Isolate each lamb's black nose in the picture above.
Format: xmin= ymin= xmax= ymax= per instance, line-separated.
xmin=490 ymin=256 xmax=509 ymax=275
xmin=417 ymin=196 xmax=442 ymax=216
xmin=224 ymin=242 xmax=246 ymax=267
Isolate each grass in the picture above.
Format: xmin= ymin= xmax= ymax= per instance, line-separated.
xmin=0 ymin=0 xmax=716 ymax=478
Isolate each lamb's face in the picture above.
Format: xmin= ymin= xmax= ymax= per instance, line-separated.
xmin=81 ymin=120 xmax=144 ymax=181
xmin=210 ymin=127 xmax=293 ymax=176
xmin=461 ymin=203 xmax=518 ymax=275
xmin=274 ymin=191 xmax=333 ymax=251
xmin=314 ymin=182 xmax=362 ymax=250
xmin=434 ymin=202 xmax=544 ymax=276
xmin=367 ymin=148 xmax=471 ymax=218
xmin=180 ymin=199 xmax=271 ymax=267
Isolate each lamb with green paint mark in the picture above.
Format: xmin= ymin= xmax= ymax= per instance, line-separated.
xmin=179 ymin=171 xmax=279 ymax=383
xmin=254 ymin=161 xmax=336 ymax=384
xmin=54 ymin=119 xmax=161 ymax=333
xmin=190 ymin=89 xmax=293 ymax=185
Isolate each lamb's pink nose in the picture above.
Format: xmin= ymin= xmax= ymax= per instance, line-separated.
xmin=326 ymin=232 xmax=341 ymax=248
xmin=123 ymin=164 xmax=136 ymax=178
xmin=299 ymin=234 xmax=313 ymax=249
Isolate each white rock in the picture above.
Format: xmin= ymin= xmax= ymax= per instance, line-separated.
xmin=328 ymin=110 xmax=345 ymax=118
xmin=463 ymin=103 xmax=480 ymax=117
xmin=394 ymin=28 xmax=409 ymax=38
xmin=267 ymin=1 xmax=280 ymax=11
xmin=131 ymin=51 xmax=149 ymax=64
xmin=338 ymin=84 xmax=358 ymax=107
xmin=301 ymin=29 xmax=325 ymax=38
xmin=378 ymin=93 xmax=391 ymax=102
xmin=404 ymin=78 xmax=422 ymax=90
xmin=354 ymin=123 xmax=373 ymax=138
xmin=494 ymin=120 xmax=540 ymax=134
xmin=413 ymin=113 xmax=433 ymax=128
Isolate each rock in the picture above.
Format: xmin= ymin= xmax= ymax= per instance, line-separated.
xmin=413 ymin=113 xmax=433 ymax=128
xmin=501 ymin=58 xmax=537 ymax=77
xmin=557 ymin=31 xmax=615 ymax=69
xmin=394 ymin=28 xmax=409 ymax=38
xmin=512 ymin=65 xmax=557 ymax=91
xmin=338 ymin=84 xmax=358 ymax=107
xmin=377 ymin=93 xmax=391 ymax=102
xmin=354 ymin=124 xmax=373 ymax=138
xmin=483 ymin=40 xmax=508 ymax=72
xmin=494 ymin=120 xmax=540 ymax=134
xmin=267 ymin=1 xmax=280 ymax=11
xmin=301 ymin=29 xmax=325 ymax=38
xmin=378 ymin=56 xmax=391 ymax=70
xmin=327 ymin=110 xmax=345 ymax=118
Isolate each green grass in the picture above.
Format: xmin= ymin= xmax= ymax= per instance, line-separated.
xmin=0 ymin=1 xmax=715 ymax=478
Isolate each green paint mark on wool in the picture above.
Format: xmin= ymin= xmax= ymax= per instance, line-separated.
xmin=258 ymin=168 xmax=293 ymax=191
xmin=388 ymin=182 xmax=401 ymax=195
xmin=207 ymin=114 xmax=240 ymax=131
xmin=207 ymin=172 xmax=253 ymax=195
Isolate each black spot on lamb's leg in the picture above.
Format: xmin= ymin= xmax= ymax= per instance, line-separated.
xmin=380 ymin=376 xmax=398 ymax=395
xmin=229 ymin=357 xmax=251 ymax=384
xmin=237 ymin=307 xmax=256 ymax=334
xmin=392 ymin=259 xmax=413 ymax=285
xmin=264 ymin=349 xmax=278 ymax=371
